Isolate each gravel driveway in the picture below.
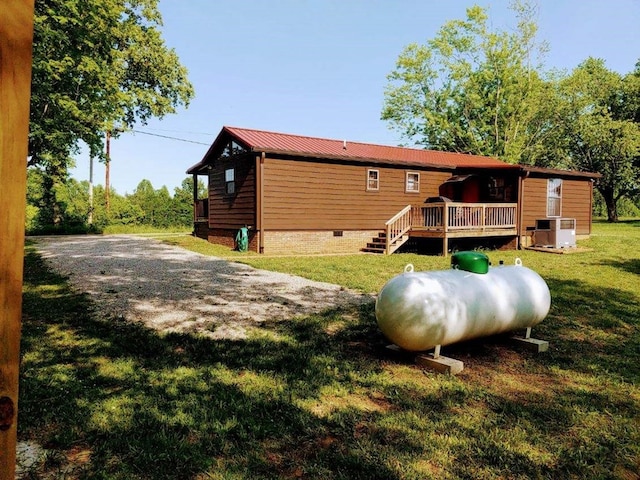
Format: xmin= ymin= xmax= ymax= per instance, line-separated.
xmin=33 ymin=235 xmax=370 ymax=339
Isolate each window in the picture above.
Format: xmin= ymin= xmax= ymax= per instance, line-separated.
xmin=221 ymin=140 xmax=247 ymax=158
xmin=367 ymin=169 xmax=379 ymax=191
xmin=225 ymin=168 xmax=235 ymax=195
xmin=405 ymin=172 xmax=420 ymax=193
xmin=547 ymin=178 xmax=562 ymax=217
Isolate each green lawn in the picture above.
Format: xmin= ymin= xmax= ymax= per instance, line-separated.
xmin=19 ymin=220 xmax=640 ymax=479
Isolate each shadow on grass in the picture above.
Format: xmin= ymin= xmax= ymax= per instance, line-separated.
xmin=20 ymin=248 xmax=408 ymax=479
xmin=599 ymin=258 xmax=640 ymax=275
xmin=592 ymin=218 xmax=640 ymax=227
xmin=19 ymin=247 xmax=640 ymax=479
xmin=537 ymin=277 xmax=639 ymax=383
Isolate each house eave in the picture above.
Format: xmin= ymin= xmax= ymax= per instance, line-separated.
xmin=519 ymin=166 xmax=602 ymax=179
xmin=248 ymin=147 xmax=457 ymax=171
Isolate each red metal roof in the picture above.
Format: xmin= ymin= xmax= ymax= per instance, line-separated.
xmin=187 ymin=126 xmax=601 ymax=179
xmin=223 ymin=126 xmax=513 ymax=169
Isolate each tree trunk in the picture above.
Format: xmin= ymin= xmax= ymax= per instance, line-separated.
xmin=42 ymin=166 xmax=64 ymax=226
xmin=599 ymin=187 xmax=618 ymax=222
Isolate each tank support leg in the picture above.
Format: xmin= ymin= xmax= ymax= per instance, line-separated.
xmin=433 ymin=345 xmax=441 ymax=359
xmin=525 ymin=327 xmax=532 ymax=339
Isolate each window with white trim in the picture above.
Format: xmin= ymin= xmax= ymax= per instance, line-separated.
xmin=225 ymin=168 xmax=235 ymax=195
xmin=405 ymin=172 xmax=420 ymax=193
xmin=547 ymin=178 xmax=562 ymax=217
xmin=367 ymin=169 xmax=379 ymax=191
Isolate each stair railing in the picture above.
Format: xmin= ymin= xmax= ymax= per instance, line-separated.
xmin=385 ymin=205 xmax=412 ymax=254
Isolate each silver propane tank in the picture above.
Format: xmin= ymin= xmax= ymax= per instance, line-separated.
xmin=375 ymin=252 xmax=551 ymax=352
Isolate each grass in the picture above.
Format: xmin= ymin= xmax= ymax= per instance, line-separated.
xmin=18 ymin=220 xmax=640 ymax=479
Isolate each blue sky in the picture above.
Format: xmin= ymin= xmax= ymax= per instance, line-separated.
xmin=70 ymin=0 xmax=640 ymax=195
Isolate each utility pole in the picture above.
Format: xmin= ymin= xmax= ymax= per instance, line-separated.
xmin=0 ymin=2 xmax=35 ymax=479
xmin=105 ymin=130 xmax=111 ymax=213
xmin=88 ymin=155 xmax=94 ymax=225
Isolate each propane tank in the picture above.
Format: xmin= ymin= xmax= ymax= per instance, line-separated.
xmin=375 ymin=252 xmax=551 ymax=352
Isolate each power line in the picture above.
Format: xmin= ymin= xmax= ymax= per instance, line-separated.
xmin=131 ymin=129 xmax=211 ymax=145
xmin=140 ymin=127 xmax=216 ymax=136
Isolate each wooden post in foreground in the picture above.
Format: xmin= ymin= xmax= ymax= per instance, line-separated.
xmin=0 ymin=1 xmax=35 ymax=478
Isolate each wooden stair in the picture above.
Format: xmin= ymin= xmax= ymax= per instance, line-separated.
xmin=362 ymin=206 xmax=413 ymax=254
xmin=362 ymin=231 xmax=409 ymax=254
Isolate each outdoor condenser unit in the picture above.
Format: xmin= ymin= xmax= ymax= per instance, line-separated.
xmin=533 ymin=218 xmax=577 ymax=248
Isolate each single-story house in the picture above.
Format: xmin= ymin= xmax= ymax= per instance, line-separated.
xmin=186 ymin=126 xmax=600 ymax=255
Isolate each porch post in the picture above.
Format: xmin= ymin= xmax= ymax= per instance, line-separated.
xmin=481 ymin=204 xmax=486 ymax=232
xmin=192 ymin=173 xmax=198 ymax=224
xmin=516 ymin=172 xmax=526 ymax=248
xmin=0 ymin=2 xmax=35 ymax=478
xmin=442 ymin=203 xmax=449 ymax=257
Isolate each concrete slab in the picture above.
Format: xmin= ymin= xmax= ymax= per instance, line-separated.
xmin=511 ymin=336 xmax=549 ymax=353
xmin=415 ymin=353 xmax=464 ymax=375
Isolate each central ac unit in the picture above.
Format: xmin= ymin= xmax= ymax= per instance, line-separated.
xmin=533 ymin=218 xmax=576 ymax=248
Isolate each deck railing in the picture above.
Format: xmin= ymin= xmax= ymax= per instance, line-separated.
xmin=411 ymin=202 xmax=517 ymax=232
xmin=195 ymin=199 xmax=208 ymax=222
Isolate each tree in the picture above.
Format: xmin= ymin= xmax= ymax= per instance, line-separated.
xmin=558 ymin=58 xmax=640 ymax=222
xmin=25 ymin=168 xmax=92 ymax=233
xmin=106 ymin=188 xmax=145 ymax=227
xmin=129 ymin=179 xmax=157 ymax=225
xmin=28 ymin=0 xmax=194 ymax=173
xmin=53 ymin=177 xmax=91 ymax=227
xmin=382 ymin=2 xmax=553 ymax=165
xmin=153 ymin=186 xmax=173 ymax=228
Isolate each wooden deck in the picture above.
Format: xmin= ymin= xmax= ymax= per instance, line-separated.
xmin=376 ymin=202 xmax=518 ymax=255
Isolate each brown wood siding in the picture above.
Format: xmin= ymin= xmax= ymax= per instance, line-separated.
xmin=262 ymin=157 xmax=451 ymax=230
xmin=560 ymin=179 xmax=592 ymax=235
xmin=208 ymin=154 xmax=256 ymax=229
xmin=520 ymin=178 xmax=547 ymax=232
xmin=521 ymin=177 xmax=592 ymax=235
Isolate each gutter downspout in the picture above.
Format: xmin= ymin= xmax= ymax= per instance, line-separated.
xmin=516 ymin=169 xmax=528 ymax=249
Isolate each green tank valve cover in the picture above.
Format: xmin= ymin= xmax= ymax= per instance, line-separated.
xmin=451 ymin=251 xmax=489 ymax=274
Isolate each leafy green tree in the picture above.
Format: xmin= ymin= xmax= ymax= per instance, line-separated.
xmin=26 ymin=168 xmax=46 ymax=211
xmin=382 ymin=2 xmax=553 ymax=164
xmin=129 ymin=179 xmax=157 ymax=225
xmin=153 ymin=186 xmax=173 ymax=228
xmin=85 ymin=184 xmax=143 ymax=228
xmin=25 ymin=168 xmax=92 ymax=233
xmin=107 ymin=190 xmax=145 ymax=226
xmin=28 ymin=0 xmax=194 ymax=220
xmin=25 ymin=168 xmax=46 ymax=232
xmin=54 ymin=177 xmax=91 ymax=227
xmin=25 ymin=172 xmax=193 ymax=232
xmin=173 ymin=177 xmax=207 ymax=227
xmin=558 ymin=58 xmax=640 ymax=222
